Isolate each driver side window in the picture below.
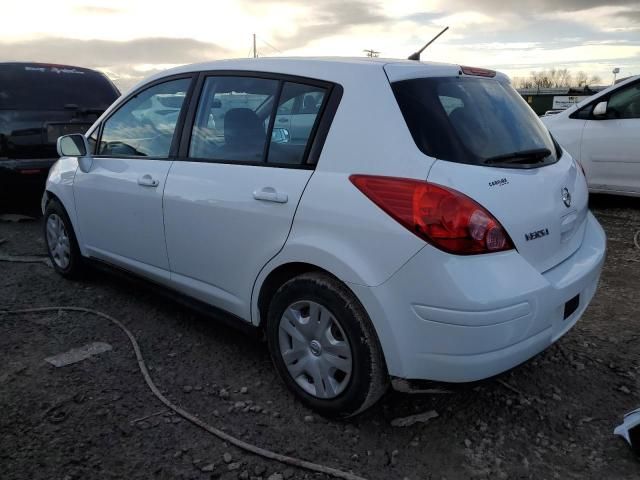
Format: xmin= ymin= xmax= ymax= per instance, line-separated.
xmin=607 ymin=82 xmax=640 ymax=120
xmin=98 ymin=77 xmax=191 ymax=158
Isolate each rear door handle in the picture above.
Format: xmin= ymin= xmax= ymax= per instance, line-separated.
xmin=253 ymin=187 xmax=288 ymax=203
xmin=137 ymin=174 xmax=159 ymax=188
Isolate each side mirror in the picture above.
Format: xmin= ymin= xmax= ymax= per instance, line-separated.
xmin=57 ymin=134 xmax=88 ymax=157
xmin=271 ymin=127 xmax=290 ymax=144
xmin=593 ymin=101 xmax=608 ymax=117
xmin=212 ymin=99 xmax=222 ymax=108
xmin=56 ymin=134 xmax=92 ymax=173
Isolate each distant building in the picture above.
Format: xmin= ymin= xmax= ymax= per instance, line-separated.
xmin=517 ymin=86 xmax=607 ymax=115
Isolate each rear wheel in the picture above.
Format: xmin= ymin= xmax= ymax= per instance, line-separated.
xmin=44 ymin=198 xmax=84 ymax=279
xmin=266 ymin=272 xmax=388 ymax=418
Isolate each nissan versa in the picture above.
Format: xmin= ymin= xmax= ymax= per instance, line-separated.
xmin=44 ymin=58 xmax=606 ymax=417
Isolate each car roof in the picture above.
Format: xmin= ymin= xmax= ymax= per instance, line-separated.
xmin=166 ymin=56 xmax=442 ymax=72
xmin=131 ymin=57 xmax=503 ymax=93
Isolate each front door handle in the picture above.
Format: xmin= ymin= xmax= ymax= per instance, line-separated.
xmin=137 ymin=174 xmax=159 ymax=188
xmin=253 ymin=187 xmax=288 ymax=203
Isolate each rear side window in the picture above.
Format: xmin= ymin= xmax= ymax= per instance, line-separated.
xmin=0 ymin=64 xmax=119 ymax=110
xmin=189 ymin=76 xmax=279 ymax=162
xmin=268 ymin=82 xmax=327 ymax=165
xmin=189 ymin=76 xmax=327 ymax=166
xmin=392 ymin=77 xmax=558 ymax=167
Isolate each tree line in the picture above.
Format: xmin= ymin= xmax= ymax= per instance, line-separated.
xmin=513 ymin=69 xmax=602 ymax=89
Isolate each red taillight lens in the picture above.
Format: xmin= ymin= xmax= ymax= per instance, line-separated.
xmin=350 ymin=175 xmax=514 ymax=255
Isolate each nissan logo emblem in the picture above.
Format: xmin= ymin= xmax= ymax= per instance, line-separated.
xmin=562 ymin=187 xmax=572 ymax=208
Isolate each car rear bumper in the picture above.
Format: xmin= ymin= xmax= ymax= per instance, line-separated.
xmin=349 ymin=211 xmax=606 ymax=383
xmin=0 ymin=158 xmax=57 ymax=175
xmin=0 ymin=158 xmax=56 ymax=194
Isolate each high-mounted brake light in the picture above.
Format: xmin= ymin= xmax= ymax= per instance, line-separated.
xmin=460 ymin=66 xmax=496 ymax=78
xmin=350 ymin=175 xmax=514 ymax=255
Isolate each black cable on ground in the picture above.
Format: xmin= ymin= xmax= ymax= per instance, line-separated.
xmin=1 ymin=306 xmax=367 ymax=480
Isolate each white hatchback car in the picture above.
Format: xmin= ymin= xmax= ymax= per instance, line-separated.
xmin=45 ymin=58 xmax=606 ymax=417
xmin=543 ymin=75 xmax=640 ymax=197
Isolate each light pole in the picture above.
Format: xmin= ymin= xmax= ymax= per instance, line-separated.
xmin=613 ymin=67 xmax=620 ymax=85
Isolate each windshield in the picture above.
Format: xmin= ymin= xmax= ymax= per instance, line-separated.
xmin=392 ymin=76 xmax=558 ymax=167
xmin=0 ymin=64 xmax=119 ymax=111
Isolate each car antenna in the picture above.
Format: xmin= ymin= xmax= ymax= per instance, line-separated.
xmin=408 ymin=26 xmax=449 ymax=61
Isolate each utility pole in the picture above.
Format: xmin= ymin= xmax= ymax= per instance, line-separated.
xmin=363 ymin=49 xmax=380 ymax=58
xmin=253 ymin=33 xmax=257 ymax=58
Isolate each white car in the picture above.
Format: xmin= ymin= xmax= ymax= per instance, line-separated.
xmin=45 ymin=58 xmax=606 ymax=417
xmin=543 ymin=75 xmax=640 ymax=197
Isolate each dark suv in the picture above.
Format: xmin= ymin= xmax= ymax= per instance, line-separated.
xmin=0 ymin=62 xmax=119 ymax=198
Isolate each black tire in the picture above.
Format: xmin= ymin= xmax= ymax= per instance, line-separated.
xmin=266 ymin=272 xmax=388 ymax=418
xmin=43 ymin=197 xmax=84 ymax=279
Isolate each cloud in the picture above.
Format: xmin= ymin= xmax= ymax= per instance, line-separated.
xmin=261 ymin=0 xmax=392 ymax=48
xmin=401 ymin=11 xmax=443 ymax=24
xmin=0 ymin=37 xmax=229 ymax=91
xmin=73 ymin=6 xmax=122 ymax=15
xmin=0 ymin=37 xmax=228 ymax=66
xmin=615 ymin=9 xmax=640 ymax=23
xmin=440 ymin=0 xmax=640 ymax=13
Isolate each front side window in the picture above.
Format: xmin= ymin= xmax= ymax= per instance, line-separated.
xmin=190 ymin=76 xmax=278 ymax=162
xmin=99 ymin=78 xmax=191 ymax=157
xmin=607 ymin=82 xmax=640 ymax=119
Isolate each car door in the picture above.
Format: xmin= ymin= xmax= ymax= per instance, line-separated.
xmin=73 ymin=76 xmax=193 ymax=283
xmin=163 ymin=74 xmax=330 ymax=320
xmin=581 ymin=80 xmax=640 ymax=195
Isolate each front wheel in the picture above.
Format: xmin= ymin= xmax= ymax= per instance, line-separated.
xmin=266 ymin=272 xmax=388 ymax=418
xmin=43 ymin=198 xmax=84 ymax=279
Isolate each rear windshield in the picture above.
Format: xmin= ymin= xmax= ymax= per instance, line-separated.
xmin=0 ymin=64 xmax=119 ymax=110
xmin=392 ymin=77 xmax=558 ymax=167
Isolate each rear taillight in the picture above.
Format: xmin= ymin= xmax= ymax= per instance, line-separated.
xmin=350 ymin=175 xmax=514 ymax=255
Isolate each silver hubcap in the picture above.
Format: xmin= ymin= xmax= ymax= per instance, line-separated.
xmin=46 ymin=214 xmax=71 ymax=269
xmin=278 ymin=300 xmax=352 ymax=399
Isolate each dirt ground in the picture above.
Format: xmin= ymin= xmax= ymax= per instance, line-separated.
xmin=1 ymin=193 xmax=639 ymax=480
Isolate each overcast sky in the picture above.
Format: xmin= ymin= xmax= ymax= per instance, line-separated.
xmin=1 ymin=0 xmax=639 ymax=91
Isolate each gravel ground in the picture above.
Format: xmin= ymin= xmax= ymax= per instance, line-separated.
xmin=1 ymin=194 xmax=639 ymax=480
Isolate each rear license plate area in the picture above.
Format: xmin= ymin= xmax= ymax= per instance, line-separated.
xmin=46 ymin=123 xmax=91 ymax=143
xmin=564 ymin=294 xmax=580 ymax=320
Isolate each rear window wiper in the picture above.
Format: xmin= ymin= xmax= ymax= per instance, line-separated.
xmin=484 ymin=148 xmax=552 ymax=165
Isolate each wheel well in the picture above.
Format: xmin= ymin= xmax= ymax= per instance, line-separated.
xmin=257 ymin=262 xmax=334 ymax=327
xmin=43 ymin=190 xmax=60 ymax=209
